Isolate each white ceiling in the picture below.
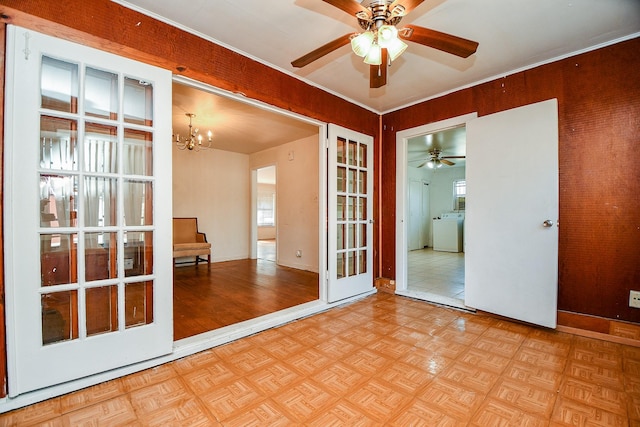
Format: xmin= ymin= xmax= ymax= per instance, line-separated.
xmin=116 ymin=0 xmax=639 ymax=114
xmin=172 ymin=81 xmax=319 ymax=154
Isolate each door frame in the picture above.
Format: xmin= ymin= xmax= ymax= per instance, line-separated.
xmin=395 ymin=113 xmax=477 ymax=307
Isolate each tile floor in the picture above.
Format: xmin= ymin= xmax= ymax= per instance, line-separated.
xmin=408 ymin=248 xmax=465 ymax=300
xmin=2 ymin=293 xmax=639 ymax=425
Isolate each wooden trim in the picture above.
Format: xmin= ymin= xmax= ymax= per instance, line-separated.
xmin=557 ymin=310 xmax=640 ymax=347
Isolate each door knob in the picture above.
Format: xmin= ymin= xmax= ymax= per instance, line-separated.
xmin=542 ymin=220 xmax=554 ymax=227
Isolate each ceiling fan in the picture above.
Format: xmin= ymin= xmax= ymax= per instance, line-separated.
xmin=291 ymin=0 xmax=479 ymax=88
xmin=415 ymin=149 xmax=465 ymax=168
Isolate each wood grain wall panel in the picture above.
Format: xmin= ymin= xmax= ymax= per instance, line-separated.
xmin=381 ymin=37 xmax=640 ymax=324
xmin=558 ymin=42 xmax=640 ymax=322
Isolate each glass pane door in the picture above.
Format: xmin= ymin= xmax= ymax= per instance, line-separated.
xmin=4 ymin=26 xmax=173 ymax=396
xmin=327 ymin=125 xmax=374 ymax=302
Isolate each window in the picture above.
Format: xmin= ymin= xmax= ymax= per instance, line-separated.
xmin=257 ymin=193 xmax=275 ymax=226
xmin=454 ymin=179 xmax=466 ymax=211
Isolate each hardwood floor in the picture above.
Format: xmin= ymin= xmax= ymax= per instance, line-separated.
xmin=173 ymin=259 xmax=319 ymax=340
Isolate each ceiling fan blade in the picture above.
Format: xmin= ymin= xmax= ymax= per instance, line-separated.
xmin=369 ymin=49 xmax=388 ymax=88
xmin=441 ymin=159 xmax=455 ymax=166
xmin=291 ymin=33 xmax=352 ymax=68
xmin=399 ymin=24 xmax=479 ymax=58
xmin=441 ymin=155 xmax=465 ymax=159
xmin=388 ymin=0 xmax=425 ymax=16
xmin=416 ymin=160 xmax=428 ymax=168
xmin=322 ymin=0 xmax=372 ymax=19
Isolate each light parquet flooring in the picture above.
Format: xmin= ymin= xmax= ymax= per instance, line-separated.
xmin=3 ymin=293 xmax=640 ymax=425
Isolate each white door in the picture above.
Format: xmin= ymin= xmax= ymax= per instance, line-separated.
xmin=465 ymin=99 xmax=559 ymax=328
xmin=4 ymin=26 xmax=173 ymax=395
xmin=327 ymin=125 xmax=374 ymax=302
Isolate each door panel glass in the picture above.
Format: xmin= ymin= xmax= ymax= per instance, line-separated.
xmin=336 ymin=137 xmax=346 ymax=164
xmin=40 ymin=233 xmax=77 ymax=286
xmin=84 ymin=177 xmax=117 ymax=227
xmin=41 ymin=56 xmax=78 ymax=113
xmin=348 ymin=140 xmax=357 ymax=166
xmin=84 ymin=122 xmax=117 ymax=174
xmin=359 ymin=250 xmax=367 ymax=274
xmin=41 ymin=290 xmax=78 ymax=345
xmin=85 ymin=67 xmax=118 ymax=120
xmin=347 ymin=251 xmax=356 ymax=276
xmin=359 ymin=143 xmax=367 ymax=168
xmin=124 ymin=77 xmax=153 ymax=126
xmin=123 ymin=129 xmax=153 ymax=176
xmin=337 ymin=167 xmax=346 ymax=192
xmin=124 ymin=180 xmax=153 ymax=226
xmin=348 ymin=169 xmax=356 ymax=193
xmin=39 ymin=175 xmax=78 ymax=228
xmin=125 ymin=281 xmax=154 ymax=327
xmin=85 ymin=232 xmax=117 ymax=281
xmin=40 ymin=116 xmax=78 ymax=171
xmin=85 ymin=285 xmax=118 ymax=336
xmin=337 ymin=253 xmax=345 ymax=279
xmin=124 ymin=231 xmax=153 ymax=277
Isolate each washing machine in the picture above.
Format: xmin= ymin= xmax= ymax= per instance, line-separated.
xmin=432 ymin=212 xmax=464 ymax=252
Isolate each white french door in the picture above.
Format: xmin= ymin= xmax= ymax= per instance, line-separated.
xmin=327 ymin=125 xmax=374 ymax=302
xmin=465 ymin=99 xmax=559 ymax=328
xmin=4 ymin=26 xmax=173 ymax=396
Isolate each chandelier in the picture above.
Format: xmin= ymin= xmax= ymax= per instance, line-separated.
xmin=175 ymin=113 xmax=212 ymax=151
xmin=349 ymin=2 xmax=408 ymax=66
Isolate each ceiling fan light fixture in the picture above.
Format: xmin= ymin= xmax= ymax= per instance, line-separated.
xmin=364 ymin=43 xmax=382 ymax=65
xmin=377 ymin=25 xmax=398 ymax=48
xmin=351 ymin=31 xmax=375 ymax=57
xmin=426 ymin=159 xmax=442 ymax=169
xmin=386 ymin=37 xmax=408 ymax=61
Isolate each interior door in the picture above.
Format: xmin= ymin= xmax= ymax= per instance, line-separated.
xmin=327 ymin=125 xmax=374 ymax=302
xmin=465 ymin=99 xmax=559 ymax=328
xmin=4 ymin=26 xmax=173 ymax=396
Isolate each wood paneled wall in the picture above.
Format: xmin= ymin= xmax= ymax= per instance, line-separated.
xmin=382 ymin=37 xmax=640 ymax=324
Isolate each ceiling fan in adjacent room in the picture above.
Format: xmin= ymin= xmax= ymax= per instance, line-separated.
xmin=415 ymin=149 xmax=465 ymax=169
xmin=291 ymin=0 xmax=479 ymax=88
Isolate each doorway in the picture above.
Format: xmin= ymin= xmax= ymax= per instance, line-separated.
xmin=255 ymin=165 xmax=277 ymax=262
xmin=406 ymin=126 xmax=467 ymax=307
xmin=172 ymin=78 xmax=324 ymax=340
xmin=395 ymin=113 xmax=477 ymax=309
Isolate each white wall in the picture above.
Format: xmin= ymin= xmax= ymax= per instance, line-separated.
xmin=250 ymin=135 xmax=319 ymax=272
xmin=173 ymin=147 xmax=251 ymax=262
xmin=430 ymin=167 xmax=466 ymax=218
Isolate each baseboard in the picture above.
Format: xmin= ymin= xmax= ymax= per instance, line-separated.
xmin=375 ymin=277 xmax=396 ymax=294
xmin=557 ymin=310 xmax=640 ymax=347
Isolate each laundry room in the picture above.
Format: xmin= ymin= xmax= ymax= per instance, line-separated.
xmin=406 ymin=125 xmax=467 ymax=306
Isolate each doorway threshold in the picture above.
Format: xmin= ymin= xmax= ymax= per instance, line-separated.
xmin=396 ymin=289 xmax=475 ymax=312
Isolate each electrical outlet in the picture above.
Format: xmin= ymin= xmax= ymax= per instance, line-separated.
xmin=296 ymin=250 xmax=302 ymax=258
xmin=630 ymin=290 xmax=640 ymax=309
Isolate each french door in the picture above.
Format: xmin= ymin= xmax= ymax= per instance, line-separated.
xmin=327 ymin=125 xmax=374 ymax=302
xmin=4 ymin=26 xmax=173 ymax=396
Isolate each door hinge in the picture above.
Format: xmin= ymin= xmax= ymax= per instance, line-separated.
xmin=23 ymin=31 xmax=31 ymax=60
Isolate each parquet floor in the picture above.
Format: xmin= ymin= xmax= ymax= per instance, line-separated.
xmin=2 ymin=293 xmax=640 ymax=425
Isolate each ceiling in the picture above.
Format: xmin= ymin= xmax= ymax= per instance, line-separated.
xmin=116 ymin=0 xmax=639 ymax=114
xmin=172 ymin=82 xmax=319 ymax=154
xmin=408 ymin=125 xmax=466 ymax=169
